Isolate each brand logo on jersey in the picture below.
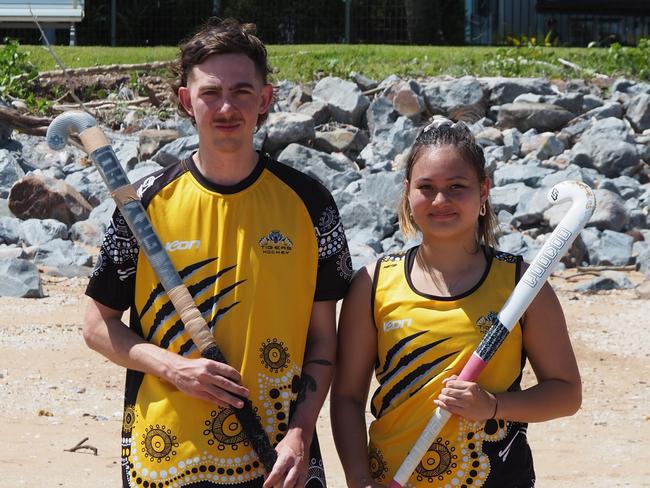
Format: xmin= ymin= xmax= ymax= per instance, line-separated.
xmin=383 ymin=318 xmax=412 ymax=332
xmin=165 ymin=240 xmax=200 ymax=252
xmin=136 ymin=174 xmax=161 ymax=198
xmin=259 ymin=230 xmax=293 ymax=255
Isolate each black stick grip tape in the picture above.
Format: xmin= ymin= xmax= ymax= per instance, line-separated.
xmin=201 ymin=344 xmax=278 ymax=473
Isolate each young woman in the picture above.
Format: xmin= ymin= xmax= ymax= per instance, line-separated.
xmin=331 ymin=119 xmax=581 ymax=488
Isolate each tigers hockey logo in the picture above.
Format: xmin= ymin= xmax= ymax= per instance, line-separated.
xmin=258 ymin=230 xmax=293 ymax=255
xmin=476 ymin=311 xmax=499 ymax=334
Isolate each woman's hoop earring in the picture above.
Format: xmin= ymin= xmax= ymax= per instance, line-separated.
xmin=479 ymin=203 xmax=486 ymax=216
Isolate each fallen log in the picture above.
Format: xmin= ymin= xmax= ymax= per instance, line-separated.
xmin=576 ymin=265 xmax=637 ymax=272
xmin=0 ymin=106 xmax=51 ymax=136
xmin=15 ymin=60 xmax=174 ymax=83
xmin=557 ymin=57 xmax=609 ymax=79
xmin=51 ymin=95 xmax=152 ymax=112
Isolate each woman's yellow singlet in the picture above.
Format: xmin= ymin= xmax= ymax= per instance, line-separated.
xmin=369 ymin=246 xmax=535 ymax=487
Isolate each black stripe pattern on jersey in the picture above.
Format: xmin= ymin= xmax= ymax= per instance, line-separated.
xmin=145 ymin=263 xmax=237 ymax=342
xmin=139 ymin=257 xmax=219 ymax=319
xmin=136 ymin=256 xmax=246 ymax=354
xmin=376 ymin=330 xmax=428 ymax=378
xmin=377 ymin=336 xmax=452 ymax=385
xmin=159 ymin=279 xmax=246 ymax=352
xmin=373 ymin=351 xmax=458 ymax=418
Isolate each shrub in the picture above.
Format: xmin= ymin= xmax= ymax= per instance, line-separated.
xmin=0 ymin=38 xmax=43 ymax=109
xmin=598 ymin=38 xmax=650 ymax=80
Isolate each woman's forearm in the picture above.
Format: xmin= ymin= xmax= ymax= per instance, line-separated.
xmin=495 ymin=378 xmax=582 ymax=423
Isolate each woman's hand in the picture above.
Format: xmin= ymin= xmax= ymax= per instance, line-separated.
xmin=262 ymin=428 xmax=308 ymax=488
xmin=434 ymin=375 xmax=498 ymax=421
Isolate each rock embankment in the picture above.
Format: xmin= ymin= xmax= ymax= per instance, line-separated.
xmin=1 ymin=74 xmax=649 ymax=297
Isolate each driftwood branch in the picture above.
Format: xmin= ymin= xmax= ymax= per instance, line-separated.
xmin=561 ymin=271 xmax=602 ymax=281
xmin=557 ymin=57 xmax=583 ymax=73
xmin=64 ymin=437 xmax=98 ymax=456
xmin=0 ymin=106 xmax=51 ymax=136
xmin=576 ymin=265 xmax=637 ymax=272
xmin=557 ymin=57 xmax=608 ymax=79
xmin=17 ymin=61 xmax=174 ymax=83
xmin=362 ymin=86 xmax=387 ymax=96
xmin=52 ymin=96 xmax=153 ymax=112
xmin=554 ymin=264 xmax=638 ymax=281
xmin=530 ymin=59 xmax=559 ymax=70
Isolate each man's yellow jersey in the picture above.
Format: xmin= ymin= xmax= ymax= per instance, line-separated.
xmin=87 ymin=154 xmax=351 ymax=488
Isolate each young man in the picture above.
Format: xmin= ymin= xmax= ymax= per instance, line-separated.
xmin=84 ymin=18 xmax=351 ymax=488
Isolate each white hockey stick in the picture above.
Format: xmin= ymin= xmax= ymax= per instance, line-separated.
xmin=389 ymin=180 xmax=596 ymax=488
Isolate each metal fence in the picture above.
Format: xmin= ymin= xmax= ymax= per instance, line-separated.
xmin=0 ymin=0 xmax=409 ymax=46
xmin=466 ymin=0 xmax=650 ymax=46
xmin=1 ymin=0 xmax=649 ymax=47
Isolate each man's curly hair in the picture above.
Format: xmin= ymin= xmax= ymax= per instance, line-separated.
xmin=170 ymin=18 xmax=272 ymax=126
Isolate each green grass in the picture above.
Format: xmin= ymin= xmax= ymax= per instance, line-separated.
xmin=22 ymin=45 xmax=178 ymax=71
xmin=19 ymin=42 xmax=650 ymax=83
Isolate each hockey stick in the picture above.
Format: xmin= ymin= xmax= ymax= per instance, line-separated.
xmin=47 ymin=111 xmax=278 ymax=473
xmin=389 ymin=180 xmax=595 ymax=488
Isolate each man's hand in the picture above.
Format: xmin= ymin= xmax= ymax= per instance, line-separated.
xmin=167 ymin=356 xmax=249 ymax=408
xmin=262 ymin=429 xmax=309 ymax=488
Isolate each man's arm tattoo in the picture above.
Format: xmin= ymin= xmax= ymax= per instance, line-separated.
xmin=295 ymin=358 xmax=333 ymax=405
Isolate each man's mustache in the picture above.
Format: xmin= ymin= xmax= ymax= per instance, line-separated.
xmin=211 ymin=117 xmax=244 ymax=124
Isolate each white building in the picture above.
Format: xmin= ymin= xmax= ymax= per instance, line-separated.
xmin=0 ymin=0 xmax=84 ymax=44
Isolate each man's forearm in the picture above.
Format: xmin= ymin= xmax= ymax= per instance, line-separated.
xmin=84 ymin=300 xmax=249 ymax=407
xmin=287 ymin=355 xmax=335 ymax=442
xmin=287 ymin=303 xmax=337 ymax=443
xmin=84 ymin=301 xmax=178 ymax=382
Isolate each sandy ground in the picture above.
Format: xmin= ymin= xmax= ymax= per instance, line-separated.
xmin=1 ymin=271 xmax=649 ymax=488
